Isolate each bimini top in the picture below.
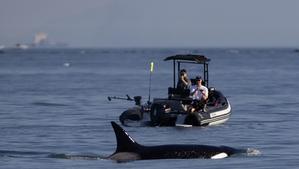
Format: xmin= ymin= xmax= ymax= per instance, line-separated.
xmin=164 ymin=54 xmax=210 ymax=63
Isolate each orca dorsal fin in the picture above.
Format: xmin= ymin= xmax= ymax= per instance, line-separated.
xmin=111 ymin=121 xmax=140 ymax=153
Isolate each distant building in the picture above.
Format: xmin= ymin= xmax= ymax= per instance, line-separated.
xmin=11 ymin=32 xmax=68 ymax=49
xmin=34 ymin=32 xmax=48 ymax=46
xmin=32 ymin=32 xmax=68 ymax=48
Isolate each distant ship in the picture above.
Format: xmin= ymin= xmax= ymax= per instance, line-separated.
xmin=15 ymin=43 xmax=29 ymax=50
xmin=12 ymin=32 xmax=68 ymax=50
xmin=31 ymin=32 xmax=68 ymax=48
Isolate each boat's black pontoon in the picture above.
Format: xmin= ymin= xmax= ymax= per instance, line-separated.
xmin=118 ymin=54 xmax=231 ymax=127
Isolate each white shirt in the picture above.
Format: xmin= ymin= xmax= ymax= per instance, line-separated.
xmin=190 ymin=85 xmax=209 ymax=100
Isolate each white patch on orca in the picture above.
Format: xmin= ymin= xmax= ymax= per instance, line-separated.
xmin=211 ymin=152 xmax=228 ymax=159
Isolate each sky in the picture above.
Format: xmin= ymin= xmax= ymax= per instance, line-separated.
xmin=1 ymin=0 xmax=299 ymax=48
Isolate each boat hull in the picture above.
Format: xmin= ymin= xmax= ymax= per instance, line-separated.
xmin=119 ymin=90 xmax=232 ymax=127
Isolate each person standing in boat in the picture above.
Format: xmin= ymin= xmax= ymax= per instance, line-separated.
xmin=190 ymin=76 xmax=209 ymax=112
xmin=177 ymin=69 xmax=191 ymax=90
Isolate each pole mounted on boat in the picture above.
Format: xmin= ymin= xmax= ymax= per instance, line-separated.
xmin=148 ymin=61 xmax=154 ymax=104
xmin=107 ymin=95 xmax=133 ymax=101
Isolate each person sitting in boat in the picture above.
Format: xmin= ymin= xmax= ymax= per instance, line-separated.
xmin=189 ymin=76 xmax=209 ymax=112
xmin=177 ymin=69 xmax=191 ymax=90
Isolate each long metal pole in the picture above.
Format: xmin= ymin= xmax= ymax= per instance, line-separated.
xmin=148 ymin=62 xmax=154 ymax=103
xmin=173 ymin=60 xmax=176 ymax=88
xmin=148 ymin=71 xmax=152 ymax=103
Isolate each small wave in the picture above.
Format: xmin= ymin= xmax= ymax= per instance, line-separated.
xmin=32 ymin=102 xmax=69 ymax=107
xmin=63 ymin=62 xmax=71 ymax=67
xmin=0 ymin=150 xmax=49 ymax=158
xmin=0 ymin=150 xmax=106 ymax=160
xmin=48 ymin=153 xmax=105 ymax=160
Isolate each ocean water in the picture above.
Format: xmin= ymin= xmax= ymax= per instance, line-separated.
xmin=0 ymin=48 xmax=299 ymax=168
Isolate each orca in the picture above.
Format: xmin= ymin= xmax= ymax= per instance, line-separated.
xmin=108 ymin=121 xmax=241 ymax=162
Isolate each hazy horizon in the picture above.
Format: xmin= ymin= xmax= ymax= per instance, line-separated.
xmin=1 ymin=0 xmax=299 ymax=48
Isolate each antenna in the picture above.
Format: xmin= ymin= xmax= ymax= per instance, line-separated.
xmin=148 ymin=61 xmax=154 ymax=104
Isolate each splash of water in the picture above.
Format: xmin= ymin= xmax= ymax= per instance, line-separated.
xmin=246 ymin=148 xmax=262 ymax=156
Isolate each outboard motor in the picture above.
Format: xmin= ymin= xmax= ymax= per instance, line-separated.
xmin=119 ymin=96 xmax=142 ymax=125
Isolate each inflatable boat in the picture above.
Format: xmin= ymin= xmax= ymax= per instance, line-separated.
xmin=117 ymin=54 xmax=232 ymax=127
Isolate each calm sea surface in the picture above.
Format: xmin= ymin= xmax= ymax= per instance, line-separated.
xmin=0 ymin=48 xmax=298 ymax=168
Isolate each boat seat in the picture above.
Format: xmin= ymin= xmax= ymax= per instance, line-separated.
xmin=206 ymin=90 xmax=227 ymax=107
xmin=206 ymin=90 xmax=219 ymax=107
xmin=168 ymin=87 xmax=190 ymax=99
